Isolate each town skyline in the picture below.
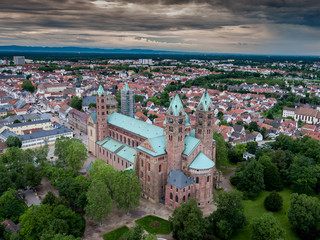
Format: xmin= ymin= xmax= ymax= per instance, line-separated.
xmin=1 ymin=0 xmax=320 ymax=55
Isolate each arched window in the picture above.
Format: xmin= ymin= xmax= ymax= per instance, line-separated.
xmin=175 ymin=195 xmax=178 ymax=202
xmin=196 ymin=177 xmax=199 ymax=184
xmin=170 ymin=193 xmax=173 ymax=200
xmin=188 ymin=193 xmax=191 ymax=198
xmin=183 ymin=196 xmax=185 ymax=202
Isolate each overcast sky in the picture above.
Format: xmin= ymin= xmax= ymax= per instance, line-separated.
xmin=1 ymin=0 xmax=320 ymax=55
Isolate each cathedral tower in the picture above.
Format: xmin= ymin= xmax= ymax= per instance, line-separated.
xmin=165 ymin=93 xmax=186 ymax=172
xmin=195 ymin=89 xmax=215 ymax=159
xmin=96 ymin=85 xmax=108 ymax=141
xmin=121 ymin=82 xmax=135 ymax=118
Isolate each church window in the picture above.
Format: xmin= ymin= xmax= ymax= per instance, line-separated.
xmin=122 ymin=160 xmax=123 ymax=166
xmin=183 ymin=196 xmax=185 ymax=202
xmin=126 ymin=162 xmax=127 ymax=168
xmin=178 ymin=119 xmax=183 ymax=124
xmin=169 ymin=126 xmax=173 ymax=132
xmin=199 ymin=113 xmax=203 ymax=118
xmin=199 ymin=120 xmax=202 ymax=126
xmin=170 ymin=185 xmax=172 ymax=189
xmin=183 ymin=188 xmax=185 ymax=192
xmin=147 ymin=175 xmax=150 ymax=182
xmin=169 ymin=118 xmax=173 ymax=123
xmin=208 ymin=121 xmax=211 ymax=126
xmin=196 ymin=177 xmax=199 ymax=184
xmin=208 ymin=114 xmax=212 ymax=119
xmin=128 ymin=139 xmax=131 ymax=145
xmin=207 ymin=176 xmax=210 ymax=182
xmin=188 ymin=193 xmax=190 ymax=198
xmin=116 ymin=133 xmax=118 ymax=140
xmin=109 ymin=130 xmax=111 ymax=136
xmin=159 ymin=165 xmax=161 ymax=172
xmin=141 ymin=171 xmax=143 ymax=178
xmin=118 ymin=158 xmax=119 ymax=163
xmin=175 ymin=195 xmax=178 ymax=202
xmin=120 ymin=135 xmax=122 ymax=141
xmin=179 ymin=127 xmax=182 ymax=133
xmin=141 ymin=160 xmax=144 ymax=167
xmin=106 ymin=152 xmax=108 ymax=157
xmin=103 ymin=149 xmax=105 ymax=155
xmin=198 ymin=129 xmax=202 ymax=134
xmin=124 ymin=137 xmax=126 ymax=144
xmin=170 ymin=193 xmax=173 ymax=200
xmin=176 ymin=188 xmax=178 ymax=192
xmin=147 ymin=163 xmax=150 ymax=171
xmin=112 ymin=132 xmax=115 ymax=138
xmin=114 ymin=156 xmax=115 ymax=161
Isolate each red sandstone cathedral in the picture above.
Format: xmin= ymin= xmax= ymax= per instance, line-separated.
xmin=87 ymin=85 xmax=222 ymax=209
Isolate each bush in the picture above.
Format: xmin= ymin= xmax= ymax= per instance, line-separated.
xmin=264 ymin=192 xmax=283 ymax=211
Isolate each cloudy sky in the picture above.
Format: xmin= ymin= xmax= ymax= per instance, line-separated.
xmin=1 ymin=0 xmax=320 ymax=55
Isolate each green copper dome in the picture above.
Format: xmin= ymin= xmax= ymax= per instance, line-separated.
xmin=167 ymin=92 xmax=185 ymax=116
xmin=198 ymin=89 xmax=212 ymax=111
xmin=97 ymin=85 xmax=105 ymax=97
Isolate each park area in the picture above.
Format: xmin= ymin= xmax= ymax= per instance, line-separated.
xmin=103 ymin=215 xmax=171 ymax=240
xmin=232 ymin=188 xmax=298 ymax=240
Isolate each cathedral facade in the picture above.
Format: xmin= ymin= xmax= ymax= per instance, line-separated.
xmin=87 ymin=85 xmax=221 ymax=209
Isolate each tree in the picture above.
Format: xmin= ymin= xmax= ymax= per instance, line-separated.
xmin=122 ymin=225 xmax=144 ymax=240
xmin=88 ymin=103 xmax=96 ymax=109
xmin=246 ymin=142 xmax=258 ymax=154
xmin=24 ymin=163 xmax=42 ymax=187
xmin=252 ymin=214 xmax=285 ymax=240
xmin=65 ymin=141 xmax=87 ymax=171
xmin=232 ymin=160 xmax=265 ymax=199
xmin=288 ymin=193 xmax=320 ymax=240
xmin=21 ymin=80 xmax=35 ymax=92
xmin=85 ymin=180 xmax=113 ymax=223
xmin=56 ymin=175 xmax=89 ymax=210
xmin=70 ymin=97 xmax=82 ymax=111
xmin=42 ymin=191 xmax=58 ymax=206
xmin=213 ymin=132 xmax=228 ymax=166
xmin=88 ymin=159 xmax=117 ymax=198
xmin=0 ymin=188 xmax=27 ymax=222
xmin=209 ymin=191 xmax=246 ymax=238
xmin=33 ymin=146 xmax=49 ymax=166
xmin=235 ymin=143 xmax=246 ymax=155
xmin=288 ymin=156 xmax=317 ymax=195
xmin=19 ymin=204 xmax=53 ymax=240
xmin=248 ymin=121 xmax=259 ymax=132
xmin=217 ymin=111 xmax=224 ymax=120
xmin=263 ymin=164 xmax=282 ymax=191
xmin=113 ymin=170 xmax=141 ymax=212
xmin=264 ymin=192 xmax=283 ymax=211
xmin=169 ymin=198 xmax=207 ymax=240
xmin=6 ymin=136 xmax=22 ymax=148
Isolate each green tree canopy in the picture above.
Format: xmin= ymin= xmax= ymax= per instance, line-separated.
xmin=213 ymin=132 xmax=228 ymax=166
xmin=113 ymin=170 xmax=141 ymax=212
xmin=85 ymin=180 xmax=113 ymax=223
xmin=251 ymin=214 xmax=285 ymax=240
xmin=209 ymin=190 xmax=246 ymax=239
xmin=169 ymin=198 xmax=208 ymax=240
xmin=6 ymin=136 xmax=22 ymax=148
xmin=70 ymin=97 xmax=82 ymax=111
xmin=231 ymin=160 xmax=265 ymax=199
xmin=264 ymin=191 xmax=283 ymax=212
xmin=288 ymin=193 xmax=320 ymax=240
xmin=21 ymin=80 xmax=35 ymax=92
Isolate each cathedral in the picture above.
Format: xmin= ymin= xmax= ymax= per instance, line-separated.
xmin=87 ymin=84 xmax=221 ymax=209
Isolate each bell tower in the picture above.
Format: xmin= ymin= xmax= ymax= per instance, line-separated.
xmin=96 ymin=85 xmax=108 ymax=141
xmin=195 ymin=89 xmax=215 ymax=159
xmin=165 ymin=93 xmax=186 ymax=173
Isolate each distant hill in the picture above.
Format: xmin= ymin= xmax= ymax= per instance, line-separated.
xmin=0 ymin=45 xmax=203 ymax=55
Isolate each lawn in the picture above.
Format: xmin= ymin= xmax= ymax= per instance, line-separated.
xmin=135 ymin=215 xmax=172 ymax=234
xmin=232 ymin=188 xmax=298 ymax=240
xmin=103 ymin=226 xmax=130 ymax=240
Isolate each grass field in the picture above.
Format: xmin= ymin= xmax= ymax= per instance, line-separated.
xmin=232 ymin=188 xmax=298 ymax=240
xmin=135 ymin=215 xmax=172 ymax=234
xmin=103 ymin=226 xmax=130 ymax=240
